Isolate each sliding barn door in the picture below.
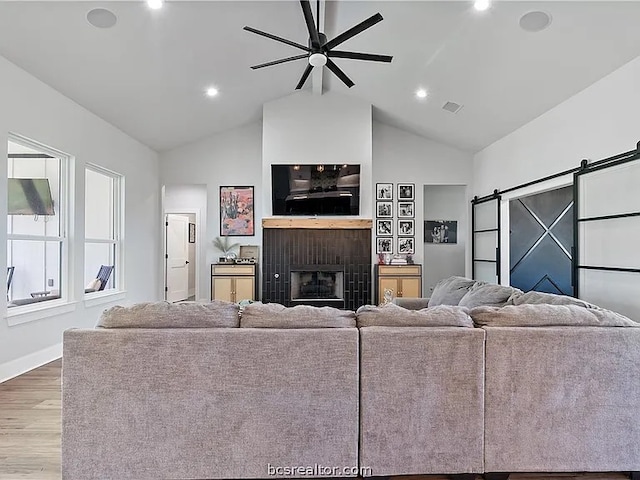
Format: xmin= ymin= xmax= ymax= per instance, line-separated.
xmin=509 ymin=186 xmax=574 ymax=295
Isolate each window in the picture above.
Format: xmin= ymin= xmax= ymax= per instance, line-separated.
xmin=84 ymin=165 xmax=123 ymax=295
xmin=6 ymin=136 xmax=69 ymax=309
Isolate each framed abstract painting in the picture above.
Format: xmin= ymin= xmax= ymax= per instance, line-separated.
xmin=220 ymin=186 xmax=255 ymax=236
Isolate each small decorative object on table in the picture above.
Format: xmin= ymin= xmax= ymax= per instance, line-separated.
xmin=212 ymin=236 xmax=240 ymax=263
xmin=380 ymin=287 xmax=394 ymax=306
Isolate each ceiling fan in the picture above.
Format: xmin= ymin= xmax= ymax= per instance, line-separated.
xmin=243 ymin=0 xmax=392 ymax=89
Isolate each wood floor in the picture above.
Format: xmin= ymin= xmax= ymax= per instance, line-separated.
xmin=0 ymin=359 xmax=61 ymax=480
xmin=0 ymin=359 xmax=632 ymax=480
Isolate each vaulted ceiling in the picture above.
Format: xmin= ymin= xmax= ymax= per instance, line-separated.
xmin=1 ymin=1 xmax=640 ymax=153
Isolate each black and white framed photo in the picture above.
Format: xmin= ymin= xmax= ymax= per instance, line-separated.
xmin=397 ymin=202 xmax=414 ymax=218
xmin=425 ymin=220 xmax=458 ymax=244
xmin=376 ymin=237 xmax=393 ymax=254
xmin=398 ymin=183 xmax=415 ymax=201
xmin=188 ymin=222 xmax=196 ymax=243
xmin=398 ymin=219 xmax=414 ymax=236
xmin=398 ymin=237 xmax=415 ymax=254
xmin=376 ymin=183 xmax=393 ymax=201
xmin=377 ymin=201 xmax=393 ymax=218
xmin=376 ymin=219 xmax=393 ymax=236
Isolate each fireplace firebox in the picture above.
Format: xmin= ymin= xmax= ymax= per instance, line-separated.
xmin=291 ymin=268 xmax=344 ymax=302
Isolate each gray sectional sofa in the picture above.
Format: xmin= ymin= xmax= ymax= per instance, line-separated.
xmin=62 ymin=278 xmax=640 ymax=480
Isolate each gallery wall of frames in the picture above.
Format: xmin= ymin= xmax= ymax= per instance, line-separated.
xmin=375 ymin=182 xmax=415 ymax=260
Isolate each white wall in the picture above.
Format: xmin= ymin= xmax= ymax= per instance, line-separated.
xmin=262 ymin=92 xmax=373 ymax=218
xmin=373 ymin=122 xmax=474 ymax=292
xmin=0 ymin=55 xmax=161 ymax=381
xmin=159 ymin=122 xmax=263 ymax=298
xmin=163 ymin=185 xmax=207 ymax=301
xmin=474 ymin=55 xmax=640 ymax=196
xmin=473 ymin=55 xmax=640 ymax=319
xmin=423 ymin=185 xmax=468 ymax=295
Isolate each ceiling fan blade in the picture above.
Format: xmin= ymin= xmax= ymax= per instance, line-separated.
xmin=326 ymin=59 xmax=354 ymax=88
xmin=300 ymin=1 xmax=321 ymax=48
xmin=327 ymin=51 xmax=393 ymax=63
xmin=244 ymin=26 xmax=311 ymax=52
xmin=323 ymin=13 xmax=383 ymax=51
xmin=251 ymin=54 xmax=309 ymax=70
xmin=295 ymin=64 xmax=314 ymax=90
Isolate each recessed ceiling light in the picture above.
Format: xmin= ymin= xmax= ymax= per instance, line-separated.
xmin=206 ymin=87 xmax=219 ymax=97
xmin=519 ymin=11 xmax=552 ymax=32
xmin=415 ymin=89 xmax=428 ymax=99
xmin=87 ymin=8 xmax=117 ymax=29
xmin=474 ymin=0 xmax=491 ymax=12
xmin=147 ymin=0 xmax=163 ymax=10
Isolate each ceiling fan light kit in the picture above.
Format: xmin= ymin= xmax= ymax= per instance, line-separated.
xmin=244 ymin=0 xmax=393 ymax=90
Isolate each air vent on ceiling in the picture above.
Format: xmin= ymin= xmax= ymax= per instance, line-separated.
xmin=442 ymin=101 xmax=463 ymax=114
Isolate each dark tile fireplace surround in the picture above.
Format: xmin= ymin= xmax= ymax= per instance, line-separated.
xmin=262 ymin=226 xmax=372 ymax=310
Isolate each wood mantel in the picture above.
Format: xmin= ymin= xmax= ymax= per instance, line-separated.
xmin=262 ymin=218 xmax=373 ymax=229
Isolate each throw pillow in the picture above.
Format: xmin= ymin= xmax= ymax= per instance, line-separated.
xmin=458 ymin=282 xmax=522 ymax=309
xmin=428 ymin=276 xmax=477 ymax=307
xmin=85 ymin=278 xmax=101 ymax=291
xmin=471 ymin=304 xmax=640 ymax=327
xmin=356 ymin=303 xmax=474 ymax=328
xmin=240 ymin=303 xmax=356 ymax=328
xmin=97 ymin=301 xmax=240 ymax=328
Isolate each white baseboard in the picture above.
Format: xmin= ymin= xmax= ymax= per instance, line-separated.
xmin=188 ymin=288 xmax=195 ymax=297
xmin=0 ymin=342 xmax=62 ymax=384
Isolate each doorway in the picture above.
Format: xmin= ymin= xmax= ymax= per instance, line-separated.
xmin=165 ymin=214 xmax=193 ymax=302
xmin=423 ymin=185 xmax=467 ymax=296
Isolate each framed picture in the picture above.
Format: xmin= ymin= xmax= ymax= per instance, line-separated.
xmin=377 ymin=201 xmax=393 ymax=218
xmin=376 ymin=183 xmax=393 ymax=201
xmin=398 ymin=219 xmax=414 ymax=236
xmin=188 ymin=222 xmax=196 ymax=243
xmin=398 ymin=183 xmax=415 ymax=201
xmin=425 ymin=220 xmax=458 ymax=244
xmin=398 ymin=237 xmax=415 ymax=254
xmin=397 ymin=202 xmax=414 ymax=218
xmin=220 ymin=186 xmax=255 ymax=236
xmin=376 ymin=237 xmax=393 ymax=254
xmin=376 ymin=219 xmax=393 ymax=236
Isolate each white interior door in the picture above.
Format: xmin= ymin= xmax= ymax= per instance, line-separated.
xmin=166 ymin=214 xmax=190 ymax=302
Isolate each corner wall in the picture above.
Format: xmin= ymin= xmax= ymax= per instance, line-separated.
xmin=373 ymin=122 xmax=474 ymax=292
xmin=262 ymin=92 xmax=373 ymax=218
xmin=473 ymin=54 xmax=640 ymax=318
xmin=159 ymin=122 xmax=263 ymax=288
xmin=0 ymin=55 xmax=161 ymax=381
xmin=474 ymin=55 xmax=640 ymax=196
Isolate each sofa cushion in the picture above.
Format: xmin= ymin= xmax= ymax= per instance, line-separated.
xmin=428 ymin=276 xmax=477 ymax=307
xmin=356 ymin=303 xmax=474 ymax=328
xmin=97 ymin=301 xmax=240 ymax=328
xmin=458 ymin=282 xmax=522 ymax=308
xmin=471 ymin=304 xmax=640 ymax=327
xmin=240 ymin=303 xmax=356 ymax=328
xmin=509 ymin=290 xmax=598 ymax=308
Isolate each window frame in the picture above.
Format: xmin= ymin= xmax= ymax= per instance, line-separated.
xmin=83 ymin=163 xmax=124 ymax=300
xmin=6 ymin=133 xmax=73 ymax=324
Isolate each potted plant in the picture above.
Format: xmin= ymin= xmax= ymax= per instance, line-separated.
xmin=212 ymin=236 xmax=240 ymax=263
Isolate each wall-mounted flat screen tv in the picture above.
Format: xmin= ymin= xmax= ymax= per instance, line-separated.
xmin=272 ymin=164 xmax=360 ymax=216
xmin=8 ymin=178 xmax=55 ymax=216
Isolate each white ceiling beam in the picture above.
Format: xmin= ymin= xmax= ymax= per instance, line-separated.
xmin=312 ymin=0 xmax=326 ymax=95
